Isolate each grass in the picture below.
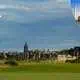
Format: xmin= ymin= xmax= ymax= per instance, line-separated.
xmin=1 ymin=63 xmax=80 ymax=73
xmin=0 ymin=63 xmax=80 ymax=80
xmin=0 ymin=73 xmax=80 ymax=80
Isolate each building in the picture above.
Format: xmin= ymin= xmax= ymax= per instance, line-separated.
xmin=57 ymin=54 xmax=76 ymax=63
xmin=57 ymin=55 xmax=66 ymax=63
xmin=24 ymin=42 xmax=28 ymax=53
xmin=24 ymin=42 xmax=29 ymax=60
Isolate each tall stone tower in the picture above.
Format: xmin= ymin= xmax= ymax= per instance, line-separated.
xmin=24 ymin=42 xmax=28 ymax=60
xmin=24 ymin=42 xmax=28 ymax=53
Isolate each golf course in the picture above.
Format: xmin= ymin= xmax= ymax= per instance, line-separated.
xmin=0 ymin=63 xmax=80 ymax=80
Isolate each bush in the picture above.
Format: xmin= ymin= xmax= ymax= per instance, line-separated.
xmin=4 ymin=60 xmax=18 ymax=66
xmin=65 ymin=59 xmax=80 ymax=63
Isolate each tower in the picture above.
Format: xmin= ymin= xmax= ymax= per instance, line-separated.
xmin=24 ymin=42 xmax=28 ymax=60
xmin=24 ymin=42 xmax=28 ymax=53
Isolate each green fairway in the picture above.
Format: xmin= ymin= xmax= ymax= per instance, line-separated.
xmin=0 ymin=72 xmax=80 ymax=80
xmin=1 ymin=63 xmax=80 ymax=73
xmin=0 ymin=64 xmax=80 ymax=80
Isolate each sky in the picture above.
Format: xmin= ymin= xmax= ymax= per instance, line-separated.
xmin=70 ymin=0 xmax=80 ymax=19
xmin=0 ymin=0 xmax=80 ymax=51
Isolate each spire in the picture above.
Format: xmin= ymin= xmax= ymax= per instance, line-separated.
xmin=24 ymin=42 xmax=28 ymax=46
xmin=24 ymin=42 xmax=28 ymax=53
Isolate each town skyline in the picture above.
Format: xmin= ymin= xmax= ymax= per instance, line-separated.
xmin=0 ymin=42 xmax=79 ymax=53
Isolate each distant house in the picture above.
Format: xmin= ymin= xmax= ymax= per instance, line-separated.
xmin=57 ymin=55 xmax=66 ymax=63
xmin=66 ymin=55 xmax=76 ymax=60
xmin=57 ymin=54 xmax=76 ymax=63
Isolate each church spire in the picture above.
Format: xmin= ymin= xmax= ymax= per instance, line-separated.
xmin=24 ymin=42 xmax=28 ymax=53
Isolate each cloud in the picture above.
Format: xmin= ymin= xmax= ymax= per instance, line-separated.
xmin=0 ymin=4 xmax=31 ymax=11
xmin=0 ymin=0 xmax=71 ymax=23
xmin=0 ymin=0 xmax=69 ymax=12
xmin=59 ymin=40 xmax=80 ymax=47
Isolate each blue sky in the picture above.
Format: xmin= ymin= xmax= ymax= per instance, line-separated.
xmin=0 ymin=0 xmax=80 ymax=51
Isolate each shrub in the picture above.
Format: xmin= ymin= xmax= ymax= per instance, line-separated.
xmin=4 ymin=60 xmax=18 ymax=66
xmin=65 ymin=59 xmax=80 ymax=63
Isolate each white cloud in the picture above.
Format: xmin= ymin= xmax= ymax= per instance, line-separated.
xmin=0 ymin=0 xmax=70 ymax=23
xmin=59 ymin=40 xmax=80 ymax=47
xmin=0 ymin=4 xmax=31 ymax=11
xmin=0 ymin=0 xmax=69 ymax=11
xmin=0 ymin=15 xmax=2 ymax=18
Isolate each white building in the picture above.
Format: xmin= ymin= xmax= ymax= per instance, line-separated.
xmin=57 ymin=54 xmax=77 ymax=63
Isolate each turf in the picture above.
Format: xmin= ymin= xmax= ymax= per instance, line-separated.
xmin=1 ymin=63 xmax=80 ymax=73
xmin=0 ymin=73 xmax=80 ymax=80
xmin=0 ymin=64 xmax=80 ymax=80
